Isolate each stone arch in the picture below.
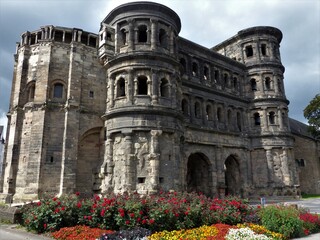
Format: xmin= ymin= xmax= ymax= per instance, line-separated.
xmin=186 ymin=152 xmax=212 ymax=196
xmin=76 ymin=127 xmax=104 ymax=196
xmin=224 ymin=155 xmax=241 ymax=196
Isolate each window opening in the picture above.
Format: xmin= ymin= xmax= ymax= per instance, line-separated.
xmin=182 ymin=99 xmax=189 ymax=115
xmin=53 ymin=83 xmax=64 ymax=98
xmin=192 ymin=62 xmax=198 ymax=76
xmin=233 ymin=77 xmax=238 ymax=89
xmin=81 ymin=32 xmax=88 ymax=45
xmin=117 ymin=78 xmax=126 ymax=97
xmin=261 ymin=44 xmax=267 ymax=56
xmin=65 ymin=32 xmax=72 ymax=43
xmin=251 ymin=78 xmax=257 ymax=91
xmin=137 ymin=76 xmax=148 ymax=95
xmin=269 ymin=111 xmax=275 ymax=124
xmin=245 ymin=45 xmax=253 ymax=57
xmin=204 ymin=66 xmax=209 ymax=80
xmin=138 ymin=177 xmax=145 ymax=183
xmin=265 ymin=77 xmax=271 ymax=90
xmin=89 ymin=37 xmax=97 ymax=47
xmin=195 ymin=102 xmax=201 ymax=118
xmin=214 ymin=70 xmax=220 ymax=82
xmin=227 ymin=109 xmax=232 ymax=125
xmin=224 ymin=73 xmax=229 ymax=87
xmin=206 ymin=105 xmax=213 ymax=120
xmin=54 ymin=30 xmax=63 ymax=42
xmin=138 ymin=25 xmax=147 ymax=43
xmin=120 ymin=29 xmax=126 ymax=46
xmin=30 ymin=34 xmax=36 ymax=45
xmin=254 ymin=112 xmax=261 ymax=126
xmin=217 ymin=107 xmax=222 ymax=122
xmin=180 ymin=58 xmax=187 ymax=75
xmin=28 ymin=84 xmax=35 ymax=101
xmin=160 ymin=78 xmax=169 ymax=97
xmin=107 ymin=32 xmax=112 ymax=41
xmin=237 ymin=112 xmax=241 ymax=131
xmin=89 ymin=91 xmax=94 ymax=98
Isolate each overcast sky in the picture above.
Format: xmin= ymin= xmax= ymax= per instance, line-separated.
xmin=0 ymin=0 xmax=319 ymax=136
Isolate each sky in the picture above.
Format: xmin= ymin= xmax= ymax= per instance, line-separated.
xmin=0 ymin=0 xmax=319 ymax=136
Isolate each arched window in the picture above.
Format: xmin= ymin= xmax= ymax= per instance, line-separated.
xmin=195 ymin=102 xmax=201 ymax=118
xmin=160 ymin=78 xmax=169 ymax=98
xmin=117 ymin=78 xmax=126 ymax=97
xmin=53 ymin=83 xmax=64 ymax=99
xmin=233 ymin=77 xmax=238 ymax=89
xmin=236 ymin=112 xmax=242 ymax=131
xmin=245 ymin=45 xmax=253 ymax=57
xmin=204 ymin=66 xmax=209 ymax=80
xmin=181 ymin=99 xmax=189 ymax=116
xmin=217 ymin=107 xmax=223 ymax=122
xmin=206 ymin=104 xmax=213 ymax=120
xmin=227 ymin=109 xmax=232 ymax=125
xmin=138 ymin=25 xmax=147 ymax=43
xmin=28 ymin=82 xmax=35 ymax=101
xmin=120 ymin=29 xmax=126 ymax=46
xmin=265 ymin=77 xmax=271 ymax=90
xmin=159 ymin=29 xmax=167 ymax=47
xmin=137 ymin=76 xmax=148 ymax=95
xmin=269 ymin=111 xmax=275 ymax=124
xmin=192 ymin=62 xmax=198 ymax=76
xmin=214 ymin=70 xmax=220 ymax=83
xmin=254 ymin=112 xmax=261 ymax=126
xmin=180 ymin=58 xmax=187 ymax=75
xmin=251 ymin=78 xmax=257 ymax=91
xmin=224 ymin=73 xmax=229 ymax=87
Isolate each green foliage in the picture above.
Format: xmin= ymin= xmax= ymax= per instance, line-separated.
xmin=21 ymin=191 xmax=254 ymax=234
xmin=304 ymin=94 xmax=320 ymax=138
xmin=258 ymin=205 xmax=304 ymax=238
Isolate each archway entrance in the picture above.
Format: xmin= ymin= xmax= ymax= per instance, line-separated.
xmin=76 ymin=128 xmax=103 ymax=196
xmin=224 ymin=155 xmax=240 ymax=196
xmin=187 ymin=153 xmax=211 ymax=196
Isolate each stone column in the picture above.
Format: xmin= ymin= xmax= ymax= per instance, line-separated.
xmin=127 ymin=68 xmax=134 ymax=104
xmin=262 ymin=107 xmax=268 ymax=131
xmin=150 ymin=18 xmax=157 ymax=50
xmin=115 ymin=24 xmax=120 ymax=53
xmin=265 ymin=147 xmax=274 ymax=185
xmin=202 ymin=99 xmax=208 ymax=125
xmin=100 ymin=137 xmax=114 ymax=193
xmin=151 ymin=69 xmax=158 ymax=104
xmin=149 ymin=130 xmax=162 ymax=193
xmin=278 ymin=107 xmax=284 ymax=130
xmin=123 ymin=133 xmax=135 ymax=191
xmin=169 ymin=26 xmax=175 ymax=54
xmin=128 ymin=19 xmax=134 ymax=51
xmin=280 ymin=148 xmax=291 ymax=185
xmin=108 ymin=75 xmax=115 ymax=108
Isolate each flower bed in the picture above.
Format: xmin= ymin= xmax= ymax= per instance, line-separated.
xmin=20 ymin=192 xmax=320 ymax=239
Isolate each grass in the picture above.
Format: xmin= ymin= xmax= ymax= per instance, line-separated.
xmin=301 ymin=194 xmax=320 ymax=199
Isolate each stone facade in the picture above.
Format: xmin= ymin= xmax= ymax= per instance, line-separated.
xmin=1 ymin=2 xmax=319 ymax=203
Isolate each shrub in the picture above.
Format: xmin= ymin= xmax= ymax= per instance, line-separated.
xmin=258 ymin=205 xmax=304 ymax=238
xmin=21 ymin=191 xmax=254 ymax=233
xmin=299 ymin=211 xmax=320 ymax=234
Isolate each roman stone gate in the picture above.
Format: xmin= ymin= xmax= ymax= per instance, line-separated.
xmin=186 ymin=152 xmax=212 ymax=196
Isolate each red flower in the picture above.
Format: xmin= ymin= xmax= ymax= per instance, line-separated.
xmin=100 ymin=209 xmax=106 ymax=217
xmin=37 ymin=201 xmax=41 ymax=206
xmin=120 ymin=212 xmax=125 ymax=217
xmin=75 ymin=192 xmax=80 ymax=196
xmin=43 ymin=223 xmax=47 ymax=229
xmin=129 ymin=213 xmax=135 ymax=218
xmin=149 ymin=219 xmax=155 ymax=224
xmin=54 ymin=208 xmax=60 ymax=213
xmin=61 ymin=206 xmax=66 ymax=211
xmin=53 ymin=197 xmax=57 ymax=201
xmin=77 ymin=202 xmax=82 ymax=208
xmin=125 ymin=220 xmax=130 ymax=225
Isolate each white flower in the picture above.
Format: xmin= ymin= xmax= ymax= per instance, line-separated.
xmin=226 ymin=227 xmax=272 ymax=240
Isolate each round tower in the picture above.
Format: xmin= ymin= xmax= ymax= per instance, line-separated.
xmin=98 ymin=2 xmax=183 ymax=194
xmin=214 ymin=26 xmax=298 ymax=195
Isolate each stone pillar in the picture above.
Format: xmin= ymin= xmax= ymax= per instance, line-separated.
xmin=190 ymin=96 xmax=195 ymax=122
xmin=108 ymin=75 xmax=115 ymax=108
xmin=100 ymin=137 xmax=114 ymax=193
xmin=115 ymin=24 xmax=120 ymax=53
xmin=216 ymin=146 xmax=226 ymax=198
xmin=150 ymin=18 xmax=157 ymax=50
xmin=278 ymin=107 xmax=284 ymax=130
xmin=262 ymin=107 xmax=268 ymax=131
xmin=265 ymin=147 xmax=274 ymax=185
xmin=280 ymin=148 xmax=291 ymax=185
xmin=127 ymin=68 xmax=134 ymax=104
xmin=169 ymin=26 xmax=175 ymax=54
xmin=128 ymin=19 xmax=134 ymax=51
xmin=151 ymin=69 xmax=158 ymax=104
xmin=123 ymin=133 xmax=135 ymax=191
xmin=202 ymin=99 xmax=208 ymax=125
xmin=149 ymin=130 xmax=162 ymax=193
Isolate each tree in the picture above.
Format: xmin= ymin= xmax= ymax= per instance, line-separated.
xmin=303 ymin=94 xmax=320 ymax=139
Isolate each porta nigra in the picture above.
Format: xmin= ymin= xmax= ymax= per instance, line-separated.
xmin=1 ymin=2 xmax=319 ymax=203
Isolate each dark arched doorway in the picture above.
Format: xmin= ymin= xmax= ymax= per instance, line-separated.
xmin=187 ymin=152 xmax=211 ymax=196
xmin=224 ymin=155 xmax=241 ymax=196
xmin=76 ymin=128 xmax=103 ymax=196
